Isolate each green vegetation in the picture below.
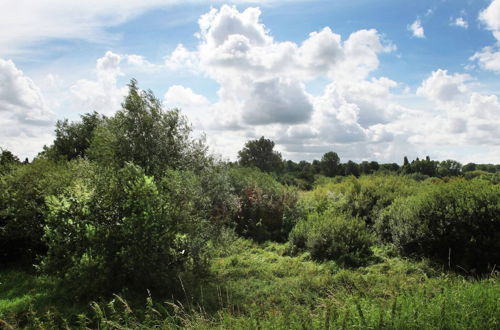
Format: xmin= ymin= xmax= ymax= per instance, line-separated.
xmin=1 ymin=80 xmax=499 ymax=329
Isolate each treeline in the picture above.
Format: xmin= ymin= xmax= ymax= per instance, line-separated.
xmin=234 ymin=136 xmax=500 ymax=190
xmin=0 ymin=79 xmax=499 ymax=308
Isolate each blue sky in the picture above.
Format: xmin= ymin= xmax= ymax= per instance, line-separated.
xmin=1 ymin=0 xmax=500 ymax=163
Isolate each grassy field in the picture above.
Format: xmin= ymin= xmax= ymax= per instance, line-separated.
xmin=1 ymin=237 xmax=498 ymax=329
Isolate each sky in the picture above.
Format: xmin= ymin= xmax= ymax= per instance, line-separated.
xmin=1 ymin=0 xmax=500 ymax=164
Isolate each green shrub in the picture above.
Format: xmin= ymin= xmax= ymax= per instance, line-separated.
xmin=229 ymin=167 xmax=301 ymax=242
xmin=379 ymin=179 xmax=500 ymax=273
xmin=301 ymin=175 xmax=423 ymax=227
xmin=41 ymin=163 xmax=216 ymax=298
xmin=289 ymin=209 xmax=374 ymax=267
xmin=0 ymin=158 xmax=88 ymax=262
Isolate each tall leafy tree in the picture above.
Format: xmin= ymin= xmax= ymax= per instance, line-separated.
xmin=88 ymin=79 xmax=208 ymax=177
xmin=320 ymin=151 xmax=341 ymax=177
xmin=238 ymin=136 xmax=283 ymax=173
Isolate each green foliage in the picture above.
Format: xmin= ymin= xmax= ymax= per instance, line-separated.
xmin=379 ymin=179 xmax=500 ymax=273
xmin=88 ymin=79 xmax=209 ymax=177
xmin=43 ymin=112 xmax=104 ymax=161
xmin=229 ymin=167 xmax=301 ymax=242
xmin=4 ymin=240 xmax=498 ymax=329
xmin=237 ymin=136 xmax=283 ymax=173
xmin=41 ymin=163 xmax=215 ymax=298
xmin=289 ymin=209 xmax=374 ymax=267
xmin=320 ymin=151 xmax=340 ymax=177
xmin=0 ymin=159 xmax=88 ymax=262
xmin=0 ymin=149 xmax=21 ymax=175
xmin=301 ymin=174 xmax=422 ymax=227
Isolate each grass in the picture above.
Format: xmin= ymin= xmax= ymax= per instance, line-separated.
xmin=1 ymin=239 xmax=499 ymax=329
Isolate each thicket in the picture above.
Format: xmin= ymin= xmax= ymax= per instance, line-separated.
xmin=378 ymin=179 xmax=500 ymax=273
xmin=289 ymin=209 xmax=374 ymax=267
xmin=229 ymin=167 xmax=301 ymax=242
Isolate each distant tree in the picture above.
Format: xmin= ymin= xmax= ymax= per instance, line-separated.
xmin=320 ymin=151 xmax=341 ymax=177
xmin=462 ymin=163 xmax=477 ymax=172
xmin=344 ymin=160 xmax=360 ymax=177
xmin=369 ymin=161 xmax=379 ymax=173
xmin=438 ymin=160 xmax=462 ymax=177
xmin=379 ymin=163 xmax=400 ymax=172
xmin=298 ymin=161 xmax=314 ymax=182
xmin=238 ymin=136 xmax=283 ymax=173
xmin=0 ymin=149 xmax=20 ymax=167
xmin=312 ymin=159 xmax=321 ymax=174
xmin=44 ymin=112 xmax=104 ymax=160
xmin=403 ymin=156 xmax=409 ymax=167
xmin=0 ymin=149 xmax=20 ymax=174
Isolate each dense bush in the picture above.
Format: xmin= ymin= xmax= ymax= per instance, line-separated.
xmin=229 ymin=167 xmax=301 ymax=242
xmin=289 ymin=209 xmax=374 ymax=267
xmin=0 ymin=159 xmax=87 ymax=262
xmin=378 ymin=179 xmax=500 ymax=273
xmin=300 ymin=175 xmax=423 ymax=227
xmin=41 ymin=163 xmax=218 ymax=298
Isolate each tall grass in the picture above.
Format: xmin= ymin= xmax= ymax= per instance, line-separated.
xmin=2 ymin=239 xmax=498 ymax=329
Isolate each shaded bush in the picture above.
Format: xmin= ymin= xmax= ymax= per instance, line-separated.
xmin=289 ymin=209 xmax=374 ymax=267
xmin=229 ymin=167 xmax=301 ymax=242
xmin=378 ymin=179 xmax=500 ymax=273
xmin=41 ymin=163 xmax=218 ymax=298
xmin=0 ymin=159 xmax=87 ymax=263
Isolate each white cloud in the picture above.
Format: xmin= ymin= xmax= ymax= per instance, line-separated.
xmin=165 ymin=85 xmax=210 ymax=108
xmin=452 ymin=17 xmax=468 ymax=29
xmin=479 ymin=0 xmax=500 ymax=41
xmin=470 ymin=46 xmax=500 ymax=73
xmin=166 ymin=4 xmax=395 ymax=134
xmin=408 ymin=19 xmax=425 ymax=38
xmin=471 ymin=0 xmax=500 ymax=73
xmin=417 ymin=69 xmax=471 ymax=104
xmin=165 ymin=44 xmax=200 ymax=71
xmin=164 ymin=85 xmax=211 ymax=130
xmin=0 ymin=58 xmax=55 ymax=158
xmin=242 ymin=78 xmax=313 ymax=125
xmin=411 ymin=69 xmax=500 ymax=147
xmin=0 ymin=58 xmax=53 ymax=124
xmin=70 ymin=51 xmax=127 ymax=115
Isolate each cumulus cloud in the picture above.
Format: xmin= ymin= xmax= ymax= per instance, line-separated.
xmin=471 ymin=0 xmax=500 ymax=73
xmin=165 ymin=44 xmax=200 ymax=71
xmin=242 ymin=78 xmax=313 ymax=125
xmin=158 ymin=5 xmax=422 ymax=161
xmin=0 ymin=58 xmax=55 ymax=158
xmin=70 ymin=51 xmax=127 ymax=115
xmin=411 ymin=69 xmax=500 ymax=146
xmin=0 ymin=58 xmax=53 ymax=124
xmin=408 ymin=19 xmax=425 ymax=38
xmin=479 ymin=0 xmax=500 ymax=41
xmin=471 ymin=46 xmax=500 ymax=73
xmin=417 ymin=69 xmax=471 ymax=104
xmin=165 ymin=4 xmax=395 ymax=136
xmin=164 ymin=85 xmax=211 ymax=130
xmin=165 ymin=85 xmax=210 ymax=108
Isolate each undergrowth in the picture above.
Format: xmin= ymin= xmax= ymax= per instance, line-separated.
xmin=1 ymin=238 xmax=498 ymax=329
